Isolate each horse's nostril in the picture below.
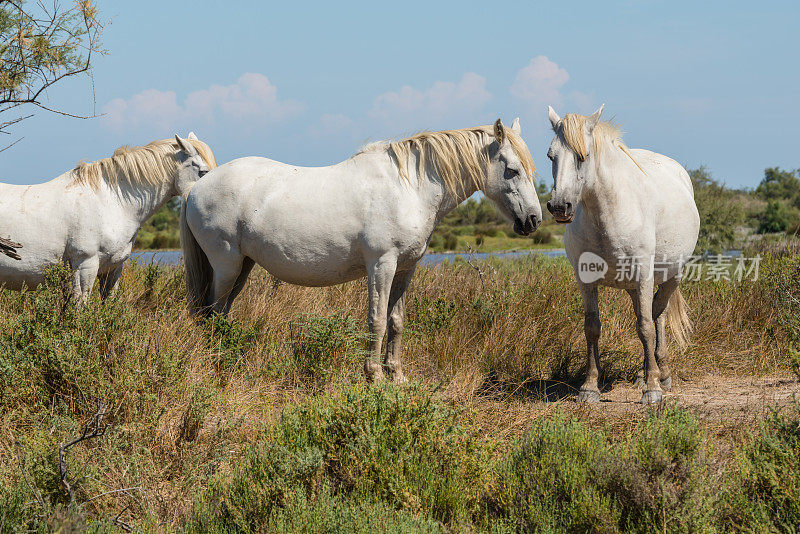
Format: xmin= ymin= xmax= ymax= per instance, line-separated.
xmin=565 ymin=202 xmax=573 ymax=213
xmin=546 ymin=201 xmax=554 ymax=214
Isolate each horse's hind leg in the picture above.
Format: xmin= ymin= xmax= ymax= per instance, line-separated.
xmin=629 ymin=278 xmax=662 ymax=404
xmin=364 ymin=253 xmax=398 ymax=383
xmin=208 ymin=252 xmax=246 ymax=317
xmin=385 ymin=267 xmax=415 ymax=384
xmin=221 ymin=257 xmax=255 ymax=315
xmin=651 ymin=277 xmax=679 ymax=390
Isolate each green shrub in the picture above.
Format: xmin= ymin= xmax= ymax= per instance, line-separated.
xmin=489 ymin=414 xmax=619 ymax=533
xmin=289 ymin=313 xmax=365 ymax=385
xmin=760 ymin=254 xmax=800 ymax=344
xmin=488 ymin=407 xmax=715 ymax=533
xmin=759 ymin=200 xmax=797 ymax=234
xmin=188 ymin=384 xmax=486 ymax=532
xmin=444 ymin=232 xmax=458 ymax=251
xmin=531 ymin=228 xmax=553 ymax=245
xmin=428 ymin=233 xmax=444 ymax=251
xmin=720 ymin=402 xmax=800 ymax=531
xmin=408 ymin=296 xmax=457 ymax=336
xmin=604 ymin=407 xmax=715 ymax=532
xmin=205 ymin=315 xmax=260 ymax=373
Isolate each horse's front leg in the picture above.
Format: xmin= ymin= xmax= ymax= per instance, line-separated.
xmin=577 ymin=283 xmax=601 ymax=403
xmin=630 ymin=278 xmax=662 ymax=404
xmin=385 ymin=267 xmax=416 ymax=384
xmin=71 ymin=256 xmax=100 ymax=305
xmin=364 ymin=254 xmax=398 ymax=383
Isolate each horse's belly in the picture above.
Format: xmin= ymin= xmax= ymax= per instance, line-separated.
xmin=566 ymin=225 xmax=686 ymax=288
xmin=0 ymin=257 xmax=48 ymax=290
xmin=249 ymin=242 xmax=367 ymax=287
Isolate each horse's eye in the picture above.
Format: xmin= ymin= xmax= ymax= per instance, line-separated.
xmin=504 ymin=167 xmax=519 ymax=179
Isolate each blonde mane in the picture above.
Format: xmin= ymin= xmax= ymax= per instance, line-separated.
xmin=71 ymin=138 xmax=218 ymax=190
xmin=361 ymin=126 xmax=535 ymax=198
xmin=557 ymin=114 xmax=644 ymax=174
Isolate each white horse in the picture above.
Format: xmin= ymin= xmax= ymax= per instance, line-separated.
xmin=546 ymin=105 xmax=699 ymax=404
xmin=0 ymin=134 xmax=216 ymax=302
xmin=181 ymin=119 xmax=542 ymax=382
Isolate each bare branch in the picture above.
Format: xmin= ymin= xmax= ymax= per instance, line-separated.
xmin=58 ymin=401 xmax=108 ymax=506
xmin=0 ymin=136 xmax=24 ymax=153
xmin=0 ymin=236 xmax=22 ymax=259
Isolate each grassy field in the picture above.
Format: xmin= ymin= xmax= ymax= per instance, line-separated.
xmin=0 ymin=252 xmax=798 ymax=532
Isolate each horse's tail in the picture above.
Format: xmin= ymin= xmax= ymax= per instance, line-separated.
xmin=180 ymin=197 xmax=212 ymax=316
xmin=667 ymin=286 xmax=692 ymax=348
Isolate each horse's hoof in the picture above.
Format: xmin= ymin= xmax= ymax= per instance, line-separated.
xmin=634 ymin=370 xmax=644 ymax=389
xmin=576 ymin=390 xmax=601 ymax=403
xmin=660 ymin=376 xmax=672 ymax=391
xmin=639 ymin=390 xmax=663 ymax=404
xmin=364 ymin=362 xmax=385 ymax=384
xmin=391 ymin=373 xmax=409 ymax=385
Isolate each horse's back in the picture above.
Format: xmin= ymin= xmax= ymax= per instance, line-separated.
xmin=629 ymin=148 xmax=699 ymax=259
xmin=185 ymin=154 xmax=431 ymax=287
xmin=629 ymin=149 xmax=694 ymax=199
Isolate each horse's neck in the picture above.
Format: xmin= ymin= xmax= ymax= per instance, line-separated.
xmin=106 ymin=178 xmax=175 ymax=224
xmin=428 ymin=171 xmax=480 ymax=226
xmin=374 ymin=147 xmax=480 ymax=227
xmin=580 ymin=143 xmax=636 ymax=228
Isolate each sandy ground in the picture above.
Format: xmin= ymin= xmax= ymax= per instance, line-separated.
xmin=463 ymin=375 xmax=800 ymax=442
xmin=604 ymin=376 xmax=799 ymax=418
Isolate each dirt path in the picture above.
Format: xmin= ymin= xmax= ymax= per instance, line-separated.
xmin=603 ymin=376 xmax=799 ymax=417
xmin=465 ymin=376 xmax=800 ymax=442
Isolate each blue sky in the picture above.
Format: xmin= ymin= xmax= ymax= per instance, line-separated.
xmin=2 ymin=0 xmax=798 ymax=188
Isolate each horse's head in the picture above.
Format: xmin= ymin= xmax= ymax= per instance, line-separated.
xmin=483 ymin=118 xmax=542 ymax=236
xmin=546 ymin=104 xmax=604 ymax=223
xmin=174 ymin=132 xmax=212 ymax=198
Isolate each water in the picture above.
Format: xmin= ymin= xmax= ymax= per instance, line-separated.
xmin=130 ymin=248 xmax=745 ymax=269
xmin=130 ymin=248 xmax=568 ymax=268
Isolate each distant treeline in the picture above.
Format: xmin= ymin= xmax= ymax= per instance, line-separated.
xmin=135 ymin=167 xmax=800 ymax=253
xmin=692 ymin=166 xmax=800 ymax=252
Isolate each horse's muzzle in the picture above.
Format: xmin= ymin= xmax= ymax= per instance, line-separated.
xmin=514 ymin=214 xmax=540 ymax=236
xmin=547 ymin=201 xmax=574 ymax=224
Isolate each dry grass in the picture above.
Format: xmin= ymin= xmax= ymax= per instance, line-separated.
xmin=0 ymin=254 xmax=794 ymax=529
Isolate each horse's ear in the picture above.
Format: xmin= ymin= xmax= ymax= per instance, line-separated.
xmin=548 ymin=106 xmax=561 ymax=129
xmin=493 ymin=118 xmax=506 ymax=144
xmin=585 ymin=104 xmax=604 ymax=133
xmin=174 ymin=135 xmax=198 ymax=157
xmin=187 ymin=131 xmax=199 ymax=140
xmin=511 ymin=117 xmax=521 ymax=134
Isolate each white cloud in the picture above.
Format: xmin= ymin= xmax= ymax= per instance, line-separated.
xmin=103 ymin=89 xmax=182 ymax=131
xmin=510 ymin=56 xmax=571 ymax=108
xmin=368 ymin=72 xmax=491 ymax=126
xmin=102 ymin=73 xmax=302 ymax=132
xmin=509 ymin=56 xmax=595 ymax=119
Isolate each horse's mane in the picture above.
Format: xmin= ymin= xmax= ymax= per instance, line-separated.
xmin=71 ymin=138 xmax=218 ymax=190
xmin=557 ymin=114 xmax=644 ymax=174
xmin=360 ymin=126 xmax=535 ymax=198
